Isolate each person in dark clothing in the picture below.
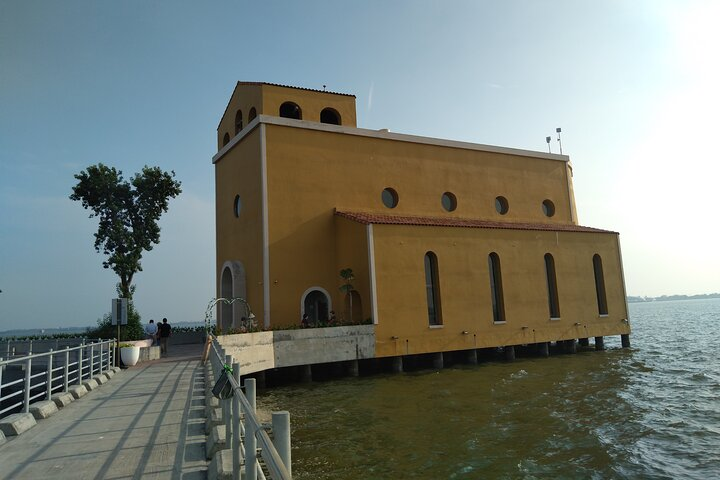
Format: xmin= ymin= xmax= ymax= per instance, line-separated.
xmin=159 ymin=317 xmax=172 ymax=355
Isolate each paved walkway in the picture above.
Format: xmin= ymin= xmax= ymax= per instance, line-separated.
xmin=0 ymin=343 xmax=208 ymax=480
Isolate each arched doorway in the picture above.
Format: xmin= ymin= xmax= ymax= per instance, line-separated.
xmin=221 ymin=267 xmax=233 ymax=331
xmin=219 ymin=261 xmax=247 ymax=331
xmin=302 ymin=288 xmax=331 ymax=325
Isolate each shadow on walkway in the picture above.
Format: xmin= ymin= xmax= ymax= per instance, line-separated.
xmin=0 ymin=343 xmax=208 ymax=480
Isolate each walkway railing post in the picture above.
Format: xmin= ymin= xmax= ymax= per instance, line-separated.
xmin=64 ymin=347 xmax=70 ymax=391
xmin=98 ymin=341 xmax=103 ymax=375
xmin=224 ymin=354 xmax=233 ymax=452
xmin=23 ymin=356 xmax=31 ymax=413
xmin=232 ymin=361 xmax=241 ymax=480
xmin=46 ymin=348 xmax=54 ymax=400
xmin=89 ymin=343 xmax=95 ymax=378
xmin=244 ymin=377 xmax=257 ymax=480
xmin=77 ymin=345 xmax=84 ymax=384
xmin=0 ymin=356 xmax=4 ymax=401
xmin=272 ymin=411 xmax=292 ymax=477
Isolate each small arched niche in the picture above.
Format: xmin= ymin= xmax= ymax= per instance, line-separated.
xmin=279 ymin=102 xmax=302 ymax=120
xmin=234 ymin=110 xmax=243 ymax=134
xmin=320 ymin=107 xmax=341 ymax=125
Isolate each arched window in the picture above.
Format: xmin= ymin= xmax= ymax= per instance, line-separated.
xmin=248 ymin=107 xmax=257 ymax=122
xmin=303 ymin=288 xmax=330 ymax=324
xmin=593 ymin=254 xmax=608 ymax=315
xmin=234 ymin=110 xmax=243 ymax=134
xmin=488 ymin=253 xmax=505 ymax=323
xmin=222 ymin=132 xmax=230 ymax=146
xmin=544 ymin=253 xmax=560 ymax=318
xmin=424 ymin=252 xmax=442 ymax=325
xmin=279 ymin=102 xmax=302 ymax=120
xmin=320 ymin=107 xmax=341 ymax=125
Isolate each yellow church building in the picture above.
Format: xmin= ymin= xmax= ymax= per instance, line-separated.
xmin=213 ymin=82 xmax=630 ymax=371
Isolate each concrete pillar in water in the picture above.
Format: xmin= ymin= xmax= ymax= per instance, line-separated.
xmin=299 ymin=364 xmax=312 ymax=383
xmin=504 ymin=345 xmax=516 ymax=361
xmin=595 ymin=336 xmax=605 ymax=351
xmin=579 ymin=338 xmax=590 ymax=347
xmin=389 ymin=356 xmax=403 ymax=373
xmin=565 ymin=339 xmax=577 ymax=354
xmin=537 ymin=342 xmax=549 ymax=357
xmin=346 ymin=359 xmax=359 ymax=377
xmin=621 ymin=334 xmax=631 ymax=348
xmin=432 ymin=352 xmax=444 ymax=370
xmin=466 ymin=349 xmax=478 ymax=365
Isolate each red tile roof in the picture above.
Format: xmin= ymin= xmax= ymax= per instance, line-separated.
xmin=236 ymin=81 xmax=355 ymax=97
xmin=335 ymin=210 xmax=617 ymax=234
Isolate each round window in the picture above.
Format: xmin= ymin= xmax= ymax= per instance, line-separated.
xmin=441 ymin=192 xmax=457 ymax=212
xmin=233 ymin=195 xmax=242 ymax=217
xmin=495 ymin=196 xmax=509 ymax=215
xmin=542 ymin=199 xmax=555 ymax=217
xmin=382 ymin=188 xmax=399 ymax=209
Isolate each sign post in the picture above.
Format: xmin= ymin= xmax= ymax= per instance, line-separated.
xmin=111 ymin=298 xmax=128 ymax=366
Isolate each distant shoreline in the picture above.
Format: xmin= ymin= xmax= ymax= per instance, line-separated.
xmin=627 ymin=293 xmax=720 ymax=303
xmin=0 ymin=320 xmax=205 ymax=340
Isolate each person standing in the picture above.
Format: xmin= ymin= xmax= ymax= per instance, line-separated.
xmin=145 ymin=319 xmax=158 ymax=346
xmin=159 ymin=317 xmax=172 ymax=355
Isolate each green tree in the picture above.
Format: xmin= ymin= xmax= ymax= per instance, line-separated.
xmin=339 ymin=268 xmax=355 ymax=323
xmin=70 ymin=163 xmax=182 ymax=299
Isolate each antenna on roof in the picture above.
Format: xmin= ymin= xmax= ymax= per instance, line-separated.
xmin=556 ymin=127 xmax=563 ymax=155
xmin=546 ymin=136 xmax=552 ymax=153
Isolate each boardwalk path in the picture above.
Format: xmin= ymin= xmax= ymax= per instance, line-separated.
xmin=0 ymin=343 xmax=207 ymax=480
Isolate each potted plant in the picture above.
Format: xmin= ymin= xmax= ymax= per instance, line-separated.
xmin=119 ymin=343 xmax=140 ymax=366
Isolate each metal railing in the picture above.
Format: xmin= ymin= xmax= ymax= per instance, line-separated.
xmin=0 ymin=339 xmax=116 ymax=418
xmin=208 ymin=335 xmax=292 ymax=480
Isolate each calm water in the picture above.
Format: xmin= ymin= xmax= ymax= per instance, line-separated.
xmin=259 ymin=299 xmax=720 ymax=479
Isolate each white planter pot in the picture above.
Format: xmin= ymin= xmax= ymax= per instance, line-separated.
xmin=120 ymin=346 xmax=141 ymax=366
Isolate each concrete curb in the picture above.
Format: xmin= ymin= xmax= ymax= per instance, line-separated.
xmin=0 ymin=430 xmax=5 ymax=446
xmin=205 ymin=407 xmax=223 ymax=435
xmin=208 ymin=449 xmax=233 ymax=480
xmin=29 ymin=400 xmax=59 ymax=420
xmin=69 ymin=384 xmax=88 ymax=399
xmin=82 ymin=378 xmax=99 ymax=391
xmin=0 ymin=413 xmax=36 ymax=436
xmin=51 ymin=392 xmax=75 ymax=408
xmin=206 ymin=425 xmax=226 ymax=460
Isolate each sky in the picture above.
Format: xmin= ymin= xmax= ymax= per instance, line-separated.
xmin=1 ymin=0 xmax=718 ymax=331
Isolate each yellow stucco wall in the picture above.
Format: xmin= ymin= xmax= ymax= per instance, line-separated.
xmin=371 ymin=224 xmax=629 ymax=357
xmin=214 ymin=89 xmax=629 ymax=354
xmin=260 ymin=122 xmax=590 ymax=331
xmin=215 ymin=128 xmax=265 ymax=326
xmin=217 ymin=83 xmax=356 ymax=149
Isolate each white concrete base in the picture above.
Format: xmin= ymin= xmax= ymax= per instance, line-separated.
xmin=208 ymin=449 xmax=233 ymax=480
xmin=68 ymin=385 xmax=88 ymax=399
xmin=104 ymin=369 xmax=115 ymax=379
xmin=51 ymin=392 xmax=75 ymax=408
xmin=0 ymin=413 xmax=37 ymax=436
xmin=110 ymin=366 xmax=122 ymax=374
xmin=30 ymin=400 xmax=59 ymax=419
xmin=83 ymin=379 xmax=99 ymax=391
xmin=205 ymin=407 xmax=223 ymax=434
xmin=206 ymin=425 xmax=226 ymax=460
xmin=94 ymin=375 xmax=108 ymax=385
xmin=0 ymin=430 xmax=5 ymax=446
